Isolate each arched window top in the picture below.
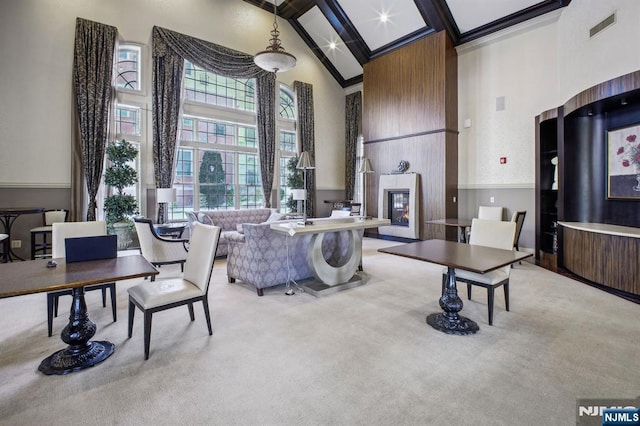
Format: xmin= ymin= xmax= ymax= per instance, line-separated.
xmin=279 ymin=84 xmax=295 ymax=120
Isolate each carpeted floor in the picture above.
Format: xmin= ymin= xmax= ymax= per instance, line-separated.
xmin=0 ymin=237 xmax=638 ymax=425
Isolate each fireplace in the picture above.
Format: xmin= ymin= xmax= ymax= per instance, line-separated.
xmin=388 ymin=191 xmax=410 ymax=226
xmin=378 ymin=173 xmax=420 ymax=239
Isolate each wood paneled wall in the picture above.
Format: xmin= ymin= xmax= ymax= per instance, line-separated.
xmin=363 ymin=31 xmax=458 ymax=240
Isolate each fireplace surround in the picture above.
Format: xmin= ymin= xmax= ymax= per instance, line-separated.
xmin=378 ymin=173 xmax=419 ymax=239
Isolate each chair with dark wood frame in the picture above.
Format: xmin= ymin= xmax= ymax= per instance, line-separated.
xmin=48 ymin=221 xmax=116 ymax=337
xmin=511 ymin=210 xmax=527 ymax=253
xmin=31 ymin=209 xmax=69 ymax=260
xmin=133 ymin=217 xmax=189 ymax=282
xmin=127 ymin=222 xmax=221 ymax=360
xmin=441 ymin=218 xmax=516 ymax=325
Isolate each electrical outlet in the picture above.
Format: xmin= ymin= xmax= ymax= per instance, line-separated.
xmin=11 ymin=240 xmax=21 ymax=248
xmin=453 ymin=196 xmax=457 ymax=203
xmin=490 ymin=197 xmax=495 ymax=203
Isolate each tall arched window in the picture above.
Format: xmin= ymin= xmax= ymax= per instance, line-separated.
xmin=171 ymin=63 xmax=296 ymax=218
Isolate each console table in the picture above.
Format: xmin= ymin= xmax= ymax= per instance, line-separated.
xmin=559 ymin=222 xmax=640 ymax=296
xmin=270 ymin=217 xmax=390 ymax=296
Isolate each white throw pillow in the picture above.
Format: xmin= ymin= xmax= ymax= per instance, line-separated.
xmin=266 ymin=212 xmax=285 ymax=222
xmin=197 ymin=213 xmax=214 ymax=225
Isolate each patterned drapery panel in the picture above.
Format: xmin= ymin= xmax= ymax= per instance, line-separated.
xmin=344 ymin=91 xmax=362 ymax=201
xmin=151 ymin=27 xmax=277 ymax=218
xmin=73 ymin=18 xmax=117 ymax=221
xmin=255 ymin=75 xmax=276 ymax=207
xmin=152 ymin=40 xmax=184 ymax=223
xmin=293 ymin=81 xmax=315 ymax=218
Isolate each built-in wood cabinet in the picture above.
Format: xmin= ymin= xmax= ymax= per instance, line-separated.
xmin=535 ymin=107 xmax=561 ymax=267
xmin=535 ymin=70 xmax=640 ymax=299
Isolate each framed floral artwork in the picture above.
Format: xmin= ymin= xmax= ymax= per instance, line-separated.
xmin=608 ymin=123 xmax=640 ymax=199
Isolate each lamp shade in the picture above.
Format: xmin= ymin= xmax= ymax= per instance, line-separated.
xmin=291 ymin=189 xmax=306 ymax=201
xmin=359 ymin=158 xmax=374 ymax=173
xmin=156 ymin=188 xmax=177 ymax=203
xmin=254 ymin=51 xmax=296 ymax=74
xmin=296 ymin=151 xmax=315 ymax=169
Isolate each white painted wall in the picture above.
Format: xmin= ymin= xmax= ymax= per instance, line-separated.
xmin=557 ymin=0 xmax=640 ymax=104
xmin=1 ymin=0 xmax=637 ymax=194
xmin=0 ymin=0 xmax=345 ymax=190
xmin=456 ymin=14 xmax=559 ymax=188
xmin=457 ymin=0 xmax=640 ymax=189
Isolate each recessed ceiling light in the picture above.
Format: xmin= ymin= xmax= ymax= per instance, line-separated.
xmin=379 ymin=13 xmax=388 ymax=23
xmin=329 ymin=42 xmax=336 ymax=49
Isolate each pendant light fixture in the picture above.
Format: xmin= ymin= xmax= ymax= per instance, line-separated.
xmin=254 ymin=1 xmax=296 ymax=73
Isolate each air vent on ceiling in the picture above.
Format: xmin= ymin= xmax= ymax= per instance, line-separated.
xmin=590 ymin=13 xmax=616 ymax=38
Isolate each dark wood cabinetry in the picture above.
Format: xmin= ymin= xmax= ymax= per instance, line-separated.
xmin=535 ymin=71 xmax=640 ymax=298
xmin=535 ymin=107 xmax=561 ymax=266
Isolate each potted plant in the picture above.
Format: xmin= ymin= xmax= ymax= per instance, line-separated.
xmin=104 ymin=139 xmax=139 ymax=249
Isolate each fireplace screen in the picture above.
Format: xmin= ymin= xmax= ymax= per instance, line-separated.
xmin=388 ymin=191 xmax=410 ymax=226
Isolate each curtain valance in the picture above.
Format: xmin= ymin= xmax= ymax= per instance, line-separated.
xmin=151 ymin=26 xmax=277 ymax=211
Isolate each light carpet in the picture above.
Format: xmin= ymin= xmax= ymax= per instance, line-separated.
xmin=0 ymin=238 xmax=638 ymax=426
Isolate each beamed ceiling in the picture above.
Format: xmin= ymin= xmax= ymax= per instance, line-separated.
xmin=243 ymin=0 xmax=571 ymax=87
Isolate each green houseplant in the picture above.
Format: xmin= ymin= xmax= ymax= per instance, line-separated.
xmin=104 ymin=139 xmax=139 ymax=249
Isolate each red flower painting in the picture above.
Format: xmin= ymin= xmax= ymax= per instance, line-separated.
xmin=617 ymin=133 xmax=640 ymax=171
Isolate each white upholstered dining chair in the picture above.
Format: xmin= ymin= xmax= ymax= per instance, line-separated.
xmin=31 ymin=209 xmax=68 ymax=259
xmin=48 ymin=221 xmax=116 ymax=336
xmin=478 ymin=205 xmax=503 ymax=221
xmin=442 ymin=218 xmax=516 ymax=326
xmin=127 ymin=222 xmax=221 ymax=360
xmin=134 ymin=217 xmax=189 ymax=281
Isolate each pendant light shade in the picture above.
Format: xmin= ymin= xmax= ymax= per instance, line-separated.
xmin=254 ymin=1 xmax=297 ymax=73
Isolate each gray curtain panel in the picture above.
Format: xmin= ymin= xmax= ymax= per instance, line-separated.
xmin=344 ymin=91 xmax=362 ymax=201
xmin=72 ymin=18 xmax=117 ymax=221
xmin=151 ymin=27 xmax=276 ymax=216
xmin=293 ymin=81 xmax=316 ymax=218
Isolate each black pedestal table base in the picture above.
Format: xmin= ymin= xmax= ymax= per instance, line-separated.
xmin=426 ymin=266 xmax=479 ymax=335
xmin=38 ymin=286 xmax=115 ymax=375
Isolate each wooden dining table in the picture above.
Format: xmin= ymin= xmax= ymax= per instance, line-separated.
xmin=0 ymin=255 xmax=158 ymax=375
xmin=379 ymin=239 xmax=532 ymax=335
xmin=425 ymin=218 xmax=473 ymax=243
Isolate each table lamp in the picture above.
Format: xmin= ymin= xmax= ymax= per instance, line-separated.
xmin=291 ymin=189 xmax=306 ymax=216
xmin=156 ymin=188 xmax=176 ymax=224
xmin=296 ymin=151 xmax=315 ymax=225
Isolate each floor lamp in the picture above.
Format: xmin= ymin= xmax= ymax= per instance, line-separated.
xmin=359 ymin=158 xmax=374 ymax=217
xmin=296 ymin=151 xmax=315 ymax=225
xmin=156 ymin=188 xmax=176 ymax=224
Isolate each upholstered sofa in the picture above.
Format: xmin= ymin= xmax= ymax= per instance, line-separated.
xmin=225 ymin=221 xmax=362 ymax=296
xmin=187 ymin=208 xmax=280 ymax=257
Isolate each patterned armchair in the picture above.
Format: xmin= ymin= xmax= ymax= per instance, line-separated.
xmin=226 ymin=222 xmax=361 ymax=296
